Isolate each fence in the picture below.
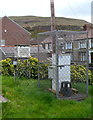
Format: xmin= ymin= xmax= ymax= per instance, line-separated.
xmin=0 ymin=29 xmax=92 ymax=100
xmin=37 ymin=30 xmax=91 ymax=100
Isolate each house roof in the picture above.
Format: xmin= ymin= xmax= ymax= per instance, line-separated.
xmin=39 ymin=28 xmax=93 ymax=44
xmin=30 ymin=36 xmax=47 ymax=45
xmin=41 ymin=36 xmax=53 ymax=44
xmin=37 ymin=24 xmax=93 ymax=44
xmin=0 ymin=16 xmax=31 ymax=46
xmin=41 ymin=35 xmax=82 ymax=44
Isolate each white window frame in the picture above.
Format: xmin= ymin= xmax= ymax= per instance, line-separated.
xmin=80 ymin=52 xmax=86 ymax=61
xmin=66 ymin=42 xmax=72 ymax=49
xmin=0 ymin=40 xmax=5 ymax=46
xmin=60 ymin=42 xmax=65 ymax=50
xmin=89 ymin=39 xmax=91 ymax=49
xmin=49 ymin=43 xmax=52 ymax=50
xmin=45 ymin=44 xmax=48 ymax=50
xmin=79 ymin=41 xmax=86 ymax=49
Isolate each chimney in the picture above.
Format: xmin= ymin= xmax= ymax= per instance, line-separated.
xmin=83 ymin=24 xmax=92 ymax=31
xmin=50 ymin=0 xmax=56 ymax=31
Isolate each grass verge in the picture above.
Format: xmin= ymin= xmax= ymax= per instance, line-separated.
xmin=1 ymin=75 xmax=92 ymax=118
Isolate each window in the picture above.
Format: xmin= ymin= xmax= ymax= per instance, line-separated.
xmin=45 ymin=44 xmax=48 ymax=50
xmin=66 ymin=42 xmax=72 ymax=49
xmin=45 ymin=43 xmax=52 ymax=50
xmin=60 ymin=42 xmax=64 ymax=50
xmin=49 ymin=44 xmax=52 ymax=50
xmin=0 ymin=40 xmax=5 ymax=46
xmin=89 ymin=39 xmax=91 ymax=48
xmin=79 ymin=52 xmax=86 ymax=61
xmin=79 ymin=41 xmax=86 ymax=49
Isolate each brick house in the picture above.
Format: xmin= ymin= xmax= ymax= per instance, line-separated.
xmin=0 ymin=16 xmax=31 ymax=46
xmin=0 ymin=16 xmax=50 ymax=61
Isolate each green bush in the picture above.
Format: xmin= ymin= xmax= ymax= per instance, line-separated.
xmin=0 ymin=58 xmax=14 ymax=76
xmin=1 ymin=58 xmax=93 ymax=84
xmin=22 ymin=56 xmax=38 ymax=79
xmin=71 ymin=65 xmax=93 ymax=84
xmin=0 ymin=57 xmax=49 ymax=79
xmin=39 ymin=63 xmax=49 ymax=79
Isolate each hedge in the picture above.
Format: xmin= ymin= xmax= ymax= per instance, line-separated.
xmin=0 ymin=57 xmax=49 ymax=79
xmin=0 ymin=57 xmax=93 ymax=84
xmin=71 ymin=65 xmax=93 ymax=84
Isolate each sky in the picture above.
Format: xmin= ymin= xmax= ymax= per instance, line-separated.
xmin=0 ymin=0 xmax=93 ymax=22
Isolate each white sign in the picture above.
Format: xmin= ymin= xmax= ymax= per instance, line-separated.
xmin=13 ymin=61 xmax=17 ymax=65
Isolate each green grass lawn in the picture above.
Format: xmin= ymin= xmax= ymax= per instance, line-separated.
xmin=1 ymin=75 xmax=92 ymax=118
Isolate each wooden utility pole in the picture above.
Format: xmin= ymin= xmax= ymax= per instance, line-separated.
xmin=50 ymin=0 xmax=59 ymax=98
xmin=50 ymin=0 xmax=56 ymax=31
xmin=50 ymin=0 xmax=56 ymax=53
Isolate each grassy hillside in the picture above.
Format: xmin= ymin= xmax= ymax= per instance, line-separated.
xmin=10 ymin=16 xmax=88 ymax=27
xmin=9 ymin=16 xmax=89 ymax=37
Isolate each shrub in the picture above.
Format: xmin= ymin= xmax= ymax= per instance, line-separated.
xmin=23 ymin=57 xmax=38 ymax=79
xmin=39 ymin=63 xmax=49 ymax=79
xmin=2 ymin=58 xmax=93 ymax=84
xmin=0 ymin=58 xmax=14 ymax=76
xmin=71 ymin=65 xmax=93 ymax=84
xmin=0 ymin=57 xmax=49 ymax=79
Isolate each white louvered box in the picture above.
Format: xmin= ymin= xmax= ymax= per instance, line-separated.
xmin=15 ymin=46 xmax=30 ymax=58
xmin=48 ymin=54 xmax=71 ymax=91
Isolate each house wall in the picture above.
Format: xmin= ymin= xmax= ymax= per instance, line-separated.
xmin=0 ymin=50 xmax=5 ymax=60
xmin=59 ymin=39 xmax=90 ymax=64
